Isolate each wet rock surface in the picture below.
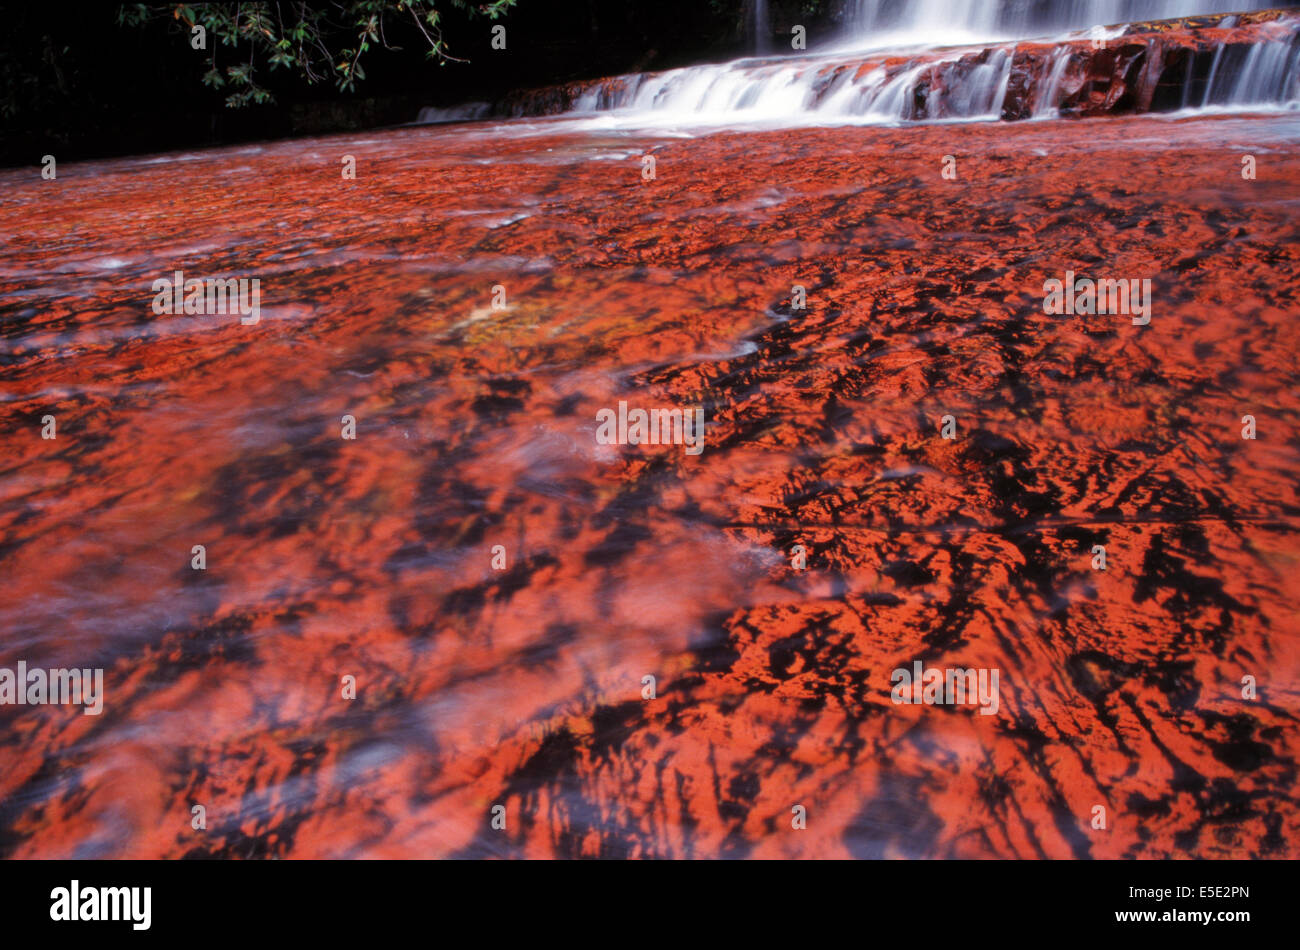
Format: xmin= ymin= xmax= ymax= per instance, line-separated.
xmin=0 ymin=111 xmax=1297 ymax=858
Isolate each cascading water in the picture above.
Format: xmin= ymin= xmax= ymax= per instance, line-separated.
xmin=754 ymin=0 xmax=771 ymax=54
xmin=843 ymin=0 xmax=1286 ymax=49
xmin=536 ymin=1 xmax=1300 ymax=126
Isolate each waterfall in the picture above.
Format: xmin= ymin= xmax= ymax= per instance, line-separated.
xmin=551 ymin=8 xmax=1300 ymax=126
xmin=754 ymin=0 xmax=771 ymax=54
xmin=844 ymin=0 xmax=1287 ymax=49
xmin=421 ymin=2 xmax=1300 ymax=128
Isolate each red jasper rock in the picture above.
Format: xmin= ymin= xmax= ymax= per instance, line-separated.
xmin=0 ymin=45 xmax=1297 ymax=861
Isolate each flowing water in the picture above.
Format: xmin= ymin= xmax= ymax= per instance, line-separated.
xmin=1 ymin=4 xmax=1299 ymax=859
xmin=844 ymin=0 xmax=1286 ymax=48
xmin=529 ymin=5 xmax=1300 ymax=127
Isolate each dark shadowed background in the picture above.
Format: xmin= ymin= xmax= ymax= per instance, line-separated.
xmin=0 ymin=0 xmax=847 ymax=167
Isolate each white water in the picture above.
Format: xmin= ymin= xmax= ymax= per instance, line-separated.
xmin=841 ymin=0 xmax=1286 ymax=50
xmin=558 ymin=19 xmax=1297 ymax=126
xmin=419 ymin=1 xmax=1300 ymax=128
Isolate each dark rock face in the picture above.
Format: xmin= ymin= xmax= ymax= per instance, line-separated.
xmin=1031 ymin=16 xmax=1300 ymax=119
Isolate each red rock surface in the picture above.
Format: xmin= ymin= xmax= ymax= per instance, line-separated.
xmin=0 ymin=110 xmax=1298 ymax=858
